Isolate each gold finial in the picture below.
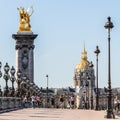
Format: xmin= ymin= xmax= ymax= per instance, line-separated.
xmin=84 ymin=42 xmax=85 ymax=52
xmin=17 ymin=6 xmax=34 ymax=32
xmin=82 ymin=43 xmax=87 ymax=60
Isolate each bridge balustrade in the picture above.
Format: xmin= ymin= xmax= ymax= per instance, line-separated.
xmin=0 ymin=97 xmax=22 ymax=112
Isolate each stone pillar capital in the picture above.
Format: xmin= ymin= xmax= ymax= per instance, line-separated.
xmin=29 ymin=45 xmax=35 ymax=50
xmin=15 ymin=45 xmax=22 ymax=50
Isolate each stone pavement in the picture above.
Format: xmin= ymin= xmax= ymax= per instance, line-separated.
xmin=0 ymin=108 xmax=119 ymax=120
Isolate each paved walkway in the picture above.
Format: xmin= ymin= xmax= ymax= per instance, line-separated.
xmin=0 ymin=108 xmax=119 ymax=120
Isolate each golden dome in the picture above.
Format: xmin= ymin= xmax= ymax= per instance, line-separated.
xmin=75 ymin=48 xmax=89 ymax=72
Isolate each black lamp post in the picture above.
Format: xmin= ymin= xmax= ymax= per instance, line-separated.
xmin=85 ymin=80 xmax=89 ymax=109
xmin=26 ymin=78 xmax=30 ymax=98
xmin=89 ymin=61 xmax=94 ymax=109
xmin=94 ymin=46 xmax=100 ymax=110
xmin=0 ymin=62 xmax=2 ymax=96
xmin=83 ymin=91 xmax=86 ymax=109
xmin=0 ymin=61 xmax=2 ymax=78
xmin=10 ymin=66 xmax=16 ymax=97
xmin=3 ymin=63 xmax=10 ymax=97
xmin=30 ymin=82 xmax=34 ymax=96
xmin=104 ymin=16 xmax=114 ymax=118
xmin=16 ymin=69 xmax=22 ymax=97
xmin=22 ymin=75 xmax=27 ymax=95
xmin=46 ymin=74 xmax=48 ymax=108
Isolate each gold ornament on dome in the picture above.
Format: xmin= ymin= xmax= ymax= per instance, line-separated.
xmin=17 ymin=6 xmax=34 ymax=32
xmin=75 ymin=48 xmax=89 ymax=72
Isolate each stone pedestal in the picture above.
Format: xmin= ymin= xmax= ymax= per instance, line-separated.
xmin=12 ymin=32 xmax=38 ymax=83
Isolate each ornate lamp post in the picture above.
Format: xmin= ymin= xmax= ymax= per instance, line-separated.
xmin=46 ymin=74 xmax=48 ymax=108
xmin=3 ymin=63 xmax=10 ymax=97
xmin=21 ymin=75 xmax=27 ymax=95
xmin=85 ymin=79 xmax=89 ymax=109
xmin=26 ymin=78 xmax=30 ymax=98
xmin=16 ymin=69 xmax=22 ymax=97
xmin=10 ymin=66 xmax=16 ymax=97
xmin=104 ymin=16 xmax=114 ymax=118
xmin=0 ymin=62 xmax=2 ymax=96
xmin=0 ymin=62 xmax=2 ymax=78
xmin=33 ymin=84 xmax=36 ymax=95
xmin=94 ymin=46 xmax=100 ymax=110
xmin=30 ymin=82 xmax=34 ymax=96
xmin=89 ymin=61 xmax=94 ymax=109
xmin=85 ymin=80 xmax=89 ymax=109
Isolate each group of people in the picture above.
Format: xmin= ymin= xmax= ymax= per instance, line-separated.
xmin=22 ymin=94 xmax=76 ymax=109
xmin=22 ymin=94 xmax=40 ymax=108
xmin=59 ymin=95 xmax=75 ymax=109
xmin=22 ymin=94 xmax=120 ymax=112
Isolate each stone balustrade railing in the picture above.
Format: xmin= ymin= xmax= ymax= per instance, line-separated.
xmin=0 ymin=97 xmax=22 ymax=112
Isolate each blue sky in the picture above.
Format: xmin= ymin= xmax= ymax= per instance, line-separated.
xmin=0 ymin=0 xmax=120 ymax=89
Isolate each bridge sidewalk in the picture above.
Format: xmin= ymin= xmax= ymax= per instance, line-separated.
xmin=0 ymin=108 xmax=119 ymax=120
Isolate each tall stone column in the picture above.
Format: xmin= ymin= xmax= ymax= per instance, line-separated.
xmin=28 ymin=45 xmax=35 ymax=83
xmin=16 ymin=45 xmax=22 ymax=71
xmin=12 ymin=33 xmax=37 ymax=83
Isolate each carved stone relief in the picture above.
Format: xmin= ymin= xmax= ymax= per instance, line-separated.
xmin=22 ymin=49 xmax=28 ymax=69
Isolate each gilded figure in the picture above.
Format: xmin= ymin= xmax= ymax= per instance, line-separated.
xmin=17 ymin=6 xmax=34 ymax=32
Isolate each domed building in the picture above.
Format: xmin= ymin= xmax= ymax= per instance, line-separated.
xmin=73 ymin=47 xmax=95 ymax=109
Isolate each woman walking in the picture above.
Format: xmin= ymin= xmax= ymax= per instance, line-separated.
xmin=31 ymin=94 xmax=36 ymax=108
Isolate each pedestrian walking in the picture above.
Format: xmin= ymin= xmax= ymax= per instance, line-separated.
xmin=70 ymin=95 xmax=75 ymax=109
xmin=31 ymin=94 xmax=36 ymax=108
xmin=36 ymin=95 xmax=40 ymax=108
xmin=51 ymin=97 xmax=55 ymax=108
xmin=59 ymin=95 xmax=64 ymax=109
xmin=22 ymin=95 xmax=27 ymax=108
xmin=67 ymin=100 xmax=71 ymax=109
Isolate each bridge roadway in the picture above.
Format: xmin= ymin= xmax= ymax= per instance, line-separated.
xmin=0 ymin=108 xmax=119 ymax=120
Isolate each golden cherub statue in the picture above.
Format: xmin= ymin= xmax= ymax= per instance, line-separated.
xmin=17 ymin=6 xmax=34 ymax=32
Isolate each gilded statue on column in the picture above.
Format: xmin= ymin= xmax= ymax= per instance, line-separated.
xmin=17 ymin=6 xmax=34 ymax=32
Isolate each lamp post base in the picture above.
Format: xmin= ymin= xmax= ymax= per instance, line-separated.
xmin=95 ymin=108 xmax=99 ymax=111
xmin=95 ymin=107 xmax=100 ymax=111
xmin=104 ymin=110 xmax=115 ymax=119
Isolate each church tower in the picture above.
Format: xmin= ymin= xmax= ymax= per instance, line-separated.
xmin=73 ymin=46 xmax=95 ymax=109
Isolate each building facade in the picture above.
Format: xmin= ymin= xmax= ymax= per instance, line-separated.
xmin=73 ymin=48 xmax=120 ymax=110
xmin=73 ymin=47 xmax=95 ymax=109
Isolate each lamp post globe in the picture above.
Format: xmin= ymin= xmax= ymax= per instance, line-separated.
xmin=4 ymin=63 xmax=10 ymax=73
xmin=17 ymin=69 xmax=22 ymax=78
